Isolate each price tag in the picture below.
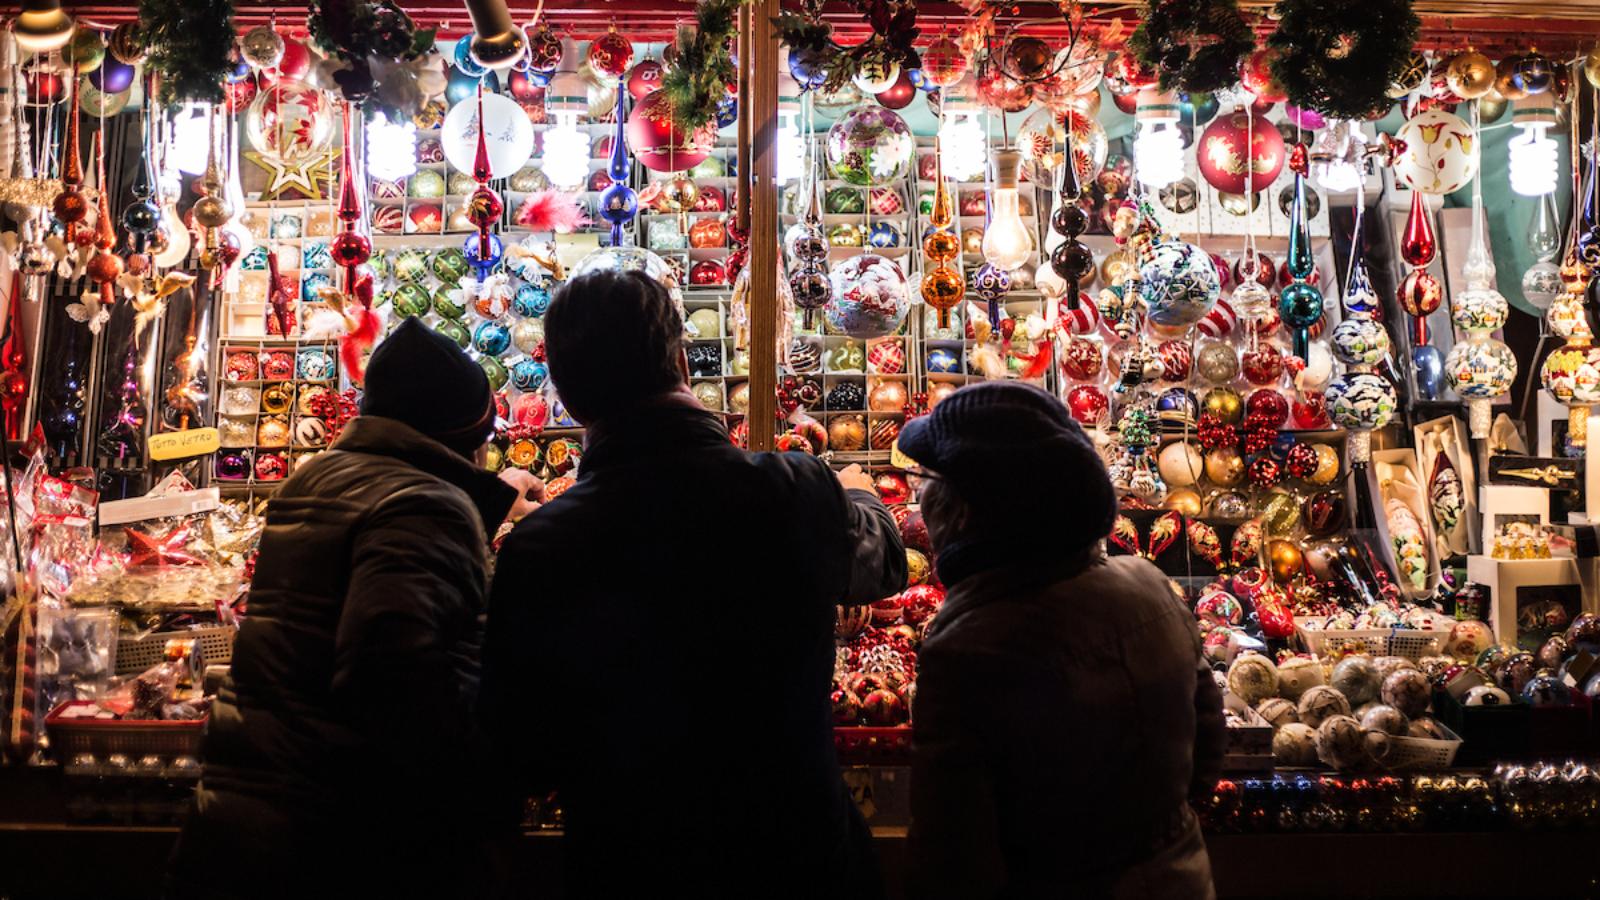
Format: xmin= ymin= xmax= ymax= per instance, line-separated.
xmin=147 ymin=428 xmax=220 ymax=462
xmin=889 ymin=439 xmax=917 ymax=471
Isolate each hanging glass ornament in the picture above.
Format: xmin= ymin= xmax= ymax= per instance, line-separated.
xmin=1278 ymin=143 xmax=1323 ymax=361
xmin=598 ymin=83 xmax=639 ymax=245
xmin=1540 ymin=247 xmax=1600 ymax=453
xmin=1397 ymin=188 xmax=1444 ymax=399
xmin=330 ymin=103 xmax=373 ymax=291
xmin=463 ymin=87 xmax=504 ymax=280
xmin=1048 ymin=133 xmax=1094 ymax=311
xmin=52 ymin=77 xmax=87 ymax=243
xmin=919 ymin=138 xmax=964 ymax=328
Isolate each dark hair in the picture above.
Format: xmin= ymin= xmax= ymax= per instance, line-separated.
xmin=545 ymin=269 xmax=686 ymax=423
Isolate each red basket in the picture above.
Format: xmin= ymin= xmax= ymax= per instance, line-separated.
xmin=834 ymin=726 xmax=912 ymax=765
xmin=45 ymin=700 xmax=208 ymax=760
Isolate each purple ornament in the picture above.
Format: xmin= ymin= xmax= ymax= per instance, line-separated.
xmin=217 ymin=451 xmax=251 ymax=480
xmin=1283 ymin=105 xmax=1326 ymax=131
xmin=91 ymin=57 xmax=136 ymax=94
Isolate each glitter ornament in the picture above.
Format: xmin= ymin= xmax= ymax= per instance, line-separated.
xmin=825 ymin=105 xmax=915 ymax=188
xmin=1196 ymin=341 xmax=1239 ymax=383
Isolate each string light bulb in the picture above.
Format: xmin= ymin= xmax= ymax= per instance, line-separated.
xmin=937 ymin=111 xmax=986 ymax=182
xmin=541 ymin=65 xmax=590 ymax=189
xmin=1133 ymin=90 xmax=1183 ymax=189
xmin=981 ymin=148 xmax=1032 ymax=272
xmin=1508 ymin=95 xmax=1558 ymax=197
xmin=778 ymin=100 xmax=804 ymax=184
xmin=366 ymin=111 xmax=418 ymax=182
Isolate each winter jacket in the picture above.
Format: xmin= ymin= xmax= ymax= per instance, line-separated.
xmin=908 ymin=544 xmax=1225 ymax=900
xmin=481 ymin=401 xmax=907 ymax=898
xmin=169 ymin=416 xmax=516 ymax=900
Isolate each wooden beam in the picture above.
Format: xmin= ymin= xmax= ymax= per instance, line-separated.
xmin=744 ymin=0 xmax=780 ymax=452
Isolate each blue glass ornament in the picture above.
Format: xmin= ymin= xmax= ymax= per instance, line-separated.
xmin=788 ymin=46 xmax=827 ymax=90
xmin=1178 ymin=92 xmax=1218 ymax=124
xmin=1269 ymin=433 xmax=1298 ymax=460
xmin=301 ymin=271 xmax=332 ymax=303
xmin=524 ymin=68 xmax=552 ymax=88
xmin=1411 ymin=344 xmax=1444 ymax=401
xmin=603 ymin=84 xmax=637 ymax=244
xmin=514 ymin=282 xmax=551 ymax=317
xmin=1155 ymin=388 xmax=1198 ymax=427
xmin=446 ymin=66 xmax=499 ymax=105
xmin=511 ymin=358 xmax=550 ymax=392
xmin=926 ymin=347 xmax=960 ymax=373
xmin=716 ymin=96 xmax=737 ymax=130
xmin=473 ymin=320 xmax=513 ymax=356
xmin=972 ymin=262 xmax=1012 ymax=328
xmin=1278 ymin=282 xmax=1323 ymax=361
xmin=463 ymin=232 xmax=504 ymax=280
xmin=1342 ymin=260 xmax=1379 ymax=315
xmin=225 ymin=57 xmax=252 ymax=83
xmin=867 ymin=221 xmax=901 ymax=248
xmin=907 ymin=68 xmax=937 ymax=93
xmin=454 ymin=39 xmax=487 ymax=77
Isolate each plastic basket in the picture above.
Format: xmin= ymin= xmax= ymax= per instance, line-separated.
xmin=1294 ymin=618 xmax=1445 ymax=661
xmin=116 ymin=626 xmax=237 ymax=675
xmin=44 ymin=700 xmax=207 ymax=760
xmin=1383 ymin=722 xmax=1463 ymax=770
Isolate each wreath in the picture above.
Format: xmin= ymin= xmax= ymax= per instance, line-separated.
xmin=661 ymin=0 xmax=748 ymax=133
xmin=1127 ymin=0 xmax=1253 ymax=95
xmin=308 ymin=0 xmax=434 ymax=118
xmin=776 ymin=0 xmax=920 ymax=93
xmin=138 ymin=0 xmax=236 ymax=104
xmin=1267 ymin=0 xmax=1419 ymax=120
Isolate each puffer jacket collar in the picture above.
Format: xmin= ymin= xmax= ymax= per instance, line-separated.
xmin=332 ymin=415 xmax=517 ymax=530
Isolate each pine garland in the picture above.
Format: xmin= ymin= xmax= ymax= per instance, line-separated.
xmin=1267 ymin=0 xmax=1418 ymax=120
xmin=774 ymin=0 xmax=920 ymax=94
xmin=308 ymin=0 xmax=433 ymax=64
xmin=1127 ymin=0 xmax=1253 ymax=95
xmin=138 ymin=0 xmax=236 ymax=104
xmin=661 ymin=0 xmax=748 ymax=133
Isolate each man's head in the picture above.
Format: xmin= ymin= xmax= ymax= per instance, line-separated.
xmin=545 ymin=269 xmax=687 ymax=425
xmin=360 ymin=317 xmax=496 ymax=457
xmin=898 ymin=382 xmax=1117 ymax=555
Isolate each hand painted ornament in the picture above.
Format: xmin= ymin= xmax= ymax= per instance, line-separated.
xmin=1326 ymin=373 xmax=1397 ymax=463
xmin=1394 ymin=109 xmax=1478 ymax=195
xmin=1139 ymin=241 xmax=1221 ymax=328
xmin=1066 ymin=384 xmax=1109 ymax=425
xmin=825 ymin=105 xmax=915 ymax=187
xmin=1197 ymin=108 xmax=1286 ymax=195
xmin=826 ymin=254 xmax=910 ymax=340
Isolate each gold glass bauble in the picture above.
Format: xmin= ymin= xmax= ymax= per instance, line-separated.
xmin=920 ymin=266 xmax=965 ymax=312
xmin=1204 ymin=447 xmax=1245 ymax=487
xmin=1587 ymin=46 xmax=1600 ymax=90
xmin=1100 ymin=248 xmax=1136 ymax=286
xmin=924 ymin=229 xmax=960 ymax=261
xmin=192 ymin=195 xmax=231 ymax=230
xmin=1495 ymin=57 xmax=1529 ymax=100
xmin=961 ymin=228 xmax=984 ymax=255
xmin=1268 ymin=538 xmax=1305 ymax=584
xmin=1202 ymin=386 xmax=1243 ymax=425
xmin=1164 ymin=486 xmax=1204 ymax=518
xmin=1446 ymin=51 xmax=1496 ymax=100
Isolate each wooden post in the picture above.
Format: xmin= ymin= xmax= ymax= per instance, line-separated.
xmin=742 ymin=0 xmax=780 ymax=451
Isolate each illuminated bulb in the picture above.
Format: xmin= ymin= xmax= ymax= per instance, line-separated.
xmin=1133 ymin=90 xmax=1183 ymax=189
xmin=170 ymin=105 xmax=213 ymax=176
xmin=1509 ymin=96 xmax=1558 ymax=197
xmin=777 ymin=108 xmax=804 ymax=184
xmin=1309 ymin=120 xmax=1366 ymax=194
xmin=1134 ymin=122 xmax=1183 ymax=188
xmin=541 ymin=113 xmax=588 ymax=188
xmin=937 ymin=111 xmax=986 ymax=182
xmin=366 ymin=112 xmax=418 ymax=182
xmin=981 ymin=148 xmax=1032 ymax=272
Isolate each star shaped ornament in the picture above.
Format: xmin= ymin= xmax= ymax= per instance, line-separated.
xmin=245 ymin=150 xmax=335 ymax=201
xmin=125 ymin=523 xmax=205 ymax=567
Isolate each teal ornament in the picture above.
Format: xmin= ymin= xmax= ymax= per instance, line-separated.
xmin=511 ymin=358 xmax=549 ymax=392
xmin=1285 ymin=170 xmax=1315 ymax=282
xmin=296 ymin=349 xmax=334 ymax=380
xmin=1278 ymin=282 xmax=1324 ymax=360
xmin=514 ymin=283 xmax=551 ymax=317
xmin=473 ymin=320 xmax=513 ymax=356
xmin=300 ymin=272 xmax=332 ymax=303
xmin=241 ymin=245 xmax=269 ymax=270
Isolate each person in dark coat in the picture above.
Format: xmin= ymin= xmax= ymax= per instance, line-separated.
xmin=168 ymin=319 xmax=540 ymax=899
xmin=901 ymin=382 xmax=1225 ymax=900
xmin=481 ymin=269 xmax=907 ymax=898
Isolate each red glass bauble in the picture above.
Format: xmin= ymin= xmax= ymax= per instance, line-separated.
xmin=330 ymin=230 xmax=372 ymax=269
xmin=1066 ymin=383 xmax=1109 ymax=424
xmin=690 ymin=258 xmax=727 ymax=285
xmin=587 ymin=169 xmax=612 ymax=192
xmin=1060 ymin=336 xmax=1103 ymax=380
xmin=1241 ymin=343 xmax=1285 ymax=386
xmin=23 ymin=69 xmax=64 ymax=105
xmin=959 ymin=192 xmax=987 ymax=217
xmin=277 ymin=40 xmax=311 ymax=81
xmin=921 ymin=36 xmax=968 ymax=87
xmin=1110 ymin=51 xmax=1158 ymax=90
xmin=976 ymin=68 xmax=1033 ymax=113
xmin=1197 ymin=109 xmax=1286 ymax=195
xmin=626 ymin=90 xmax=717 ymax=172
xmin=225 ymin=78 xmax=258 ymax=113
xmin=1398 ymin=268 xmax=1443 ymax=317
xmin=693 ymin=185 xmax=726 ymax=212
xmin=876 ymin=69 xmax=917 ymax=110
xmin=1400 ymin=190 xmax=1437 ymax=268
xmin=626 ymin=59 xmax=664 ymax=100
xmin=1245 ymin=388 xmax=1289 ymax=427
xmin=508 ymin=69 xmax=541 ymax=103
xmin=1157 ymin=339 xmax=1193 ymax=381
xmin=1111 ymin=89 xmax=1139 ymax=115
xmin=1292 ymin=391 xmax=1328 ymax=428
xmin=588 ymin=32 xmax=635 ymax=81
xmin=1239 ymin=49 xmax=1287 ymax=102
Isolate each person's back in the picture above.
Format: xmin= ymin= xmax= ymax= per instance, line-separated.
xmin=171 ymin=320 xmax=525 ymax=899
xmin=483 ymin=270 xmax=906 ymax=898
xmin=902 ymin=383 xmax=1223 ymax=900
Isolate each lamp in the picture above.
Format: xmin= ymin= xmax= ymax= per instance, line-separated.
xmin=463 ymin=0 xmax=527 ymax=72
xmin=13 ymin=0 xmax=74 ymax=54
xmin=936 ymin=80 xmax=986 ymax=182
xmin=366 ymin=111 xmax=418 ymax=182
xmin=981 ymin=148 xmax=1032 ymax=272
xmin=169 ymin=104 xmax=213 ymax=176
xmin=1133 ymin=90 xmax=1183 ymax=189
xmin=1508 ymin=95 xmax=1558 ymax=197
xmin=541 ymin=63 xmax=589 ymax=189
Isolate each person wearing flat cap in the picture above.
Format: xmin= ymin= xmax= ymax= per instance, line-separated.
xmin=901 ymin=382 xmax=1225 ymax=900
xmin=169 ymin=318 xmax=541 ymax=900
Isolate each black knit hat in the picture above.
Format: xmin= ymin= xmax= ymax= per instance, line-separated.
xmin=359 ymin=318 xmax=496 ymax=456
xmin=899 ymin=381 xmax=1118 ymax=545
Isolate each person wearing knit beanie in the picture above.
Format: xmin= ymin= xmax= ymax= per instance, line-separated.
xmin=359 ymin=317 xmax=498 ymax=457
xmin=903 ymin=382 xmax=1224 ymax=900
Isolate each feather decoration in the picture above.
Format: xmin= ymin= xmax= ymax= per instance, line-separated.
xmin=514 ymin=189 xmax=592 ymax=234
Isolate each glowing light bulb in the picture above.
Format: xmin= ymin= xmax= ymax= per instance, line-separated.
xmin=981 ymin=148 xmax=1032 ymax=272
xmin=1529 ymin=191 xmax=1561 ymax=261
xmin=170 ymin=105 xmax=213 ymax=176
xmin=539 ymin=111 xmax=587 ymax=189
xmin=365 ymin=112 xmax=418 ymax=182
xmin=1310 ymin=120 xmax=1367 ymax=193
xmin=777 ymin=108 xmax=804 ymax=184
xmin=1509 ymin=97 xmax=1558 ymax=197
xmin=1134 ymin=122 xmax=1183 ymax=188
xmin=938 ymin=111 xmax=986 ymax=182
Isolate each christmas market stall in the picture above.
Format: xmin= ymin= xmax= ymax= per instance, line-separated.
xmin=2 ymin=0 xmax=1600 ymax=894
